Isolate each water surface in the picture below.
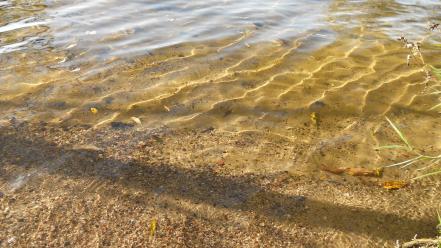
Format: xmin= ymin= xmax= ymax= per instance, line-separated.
xmin=1 ymin=0 xmax=441 ymax=170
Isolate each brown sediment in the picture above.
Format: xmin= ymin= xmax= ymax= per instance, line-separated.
xmin=0 ymin=122 xmax=440 ymax=247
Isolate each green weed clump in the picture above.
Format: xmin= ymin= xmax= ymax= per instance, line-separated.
xmin=378 ymin=117 xmax=441 ymax=180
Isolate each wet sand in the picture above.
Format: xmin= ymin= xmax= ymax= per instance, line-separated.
xmin=1 ymin=121 xmax=440 ymax=247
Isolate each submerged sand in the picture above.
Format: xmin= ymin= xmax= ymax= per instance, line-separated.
xmin=0 ymin=121 xmax=440 ymax=247
xmin=2 ymin=1 xmax=441 ymax=247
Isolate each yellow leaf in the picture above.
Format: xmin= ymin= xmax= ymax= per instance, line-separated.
xmin=310 ymin=112 xmax=318 ymax=127
xmin=131 ymin=116 xmax=141 ymax=125
xmin=90 ymin=107 xmax=98 ymax=114
xmin=150 ymin=219 xmax=157 ymax=240
xmin=374 ymin=167 xmax=383 ymax=177
xmin=382 ymin=180 xmax=407 ymax=190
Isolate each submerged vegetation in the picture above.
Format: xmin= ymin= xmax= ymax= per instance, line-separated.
xmin=398 ymin=23 xmax=441 ymax=112
xmin=380 ymin=117 xmax=441 ymax=180
xmin=385 ymin=23 xmax=441 ymax=248
xmin=382 ymin=23 xmax=441 ymax=180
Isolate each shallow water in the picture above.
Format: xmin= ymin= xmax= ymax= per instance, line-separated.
xmin=1 ymin=0 xmax=441 ymax=169
xmin=2 ymin=1 xmax=441 ymax=246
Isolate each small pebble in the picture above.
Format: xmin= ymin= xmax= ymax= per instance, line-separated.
xmin=7 ymin=237 xmax=16 ymax=245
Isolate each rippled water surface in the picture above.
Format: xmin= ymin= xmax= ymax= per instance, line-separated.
xmin=1 ymin=0 xmax=441 ymax=161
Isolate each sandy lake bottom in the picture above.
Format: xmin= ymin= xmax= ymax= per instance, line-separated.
xmin=1 ymin=0 xmax=441 ymax=247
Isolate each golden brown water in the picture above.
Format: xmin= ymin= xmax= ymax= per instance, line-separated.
xmin=1 ymin=0 xmax=441 ymax=171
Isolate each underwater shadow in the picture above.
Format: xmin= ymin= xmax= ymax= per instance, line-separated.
xmin=0 ymin=125 xmax=437 ymax=241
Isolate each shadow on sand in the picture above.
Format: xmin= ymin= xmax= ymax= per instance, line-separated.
xmin=0 ymin=125 xmax=437 ymax=242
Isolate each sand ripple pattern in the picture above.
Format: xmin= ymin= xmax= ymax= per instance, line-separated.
xmin=0 ymin=0 xmax=440 ymax=141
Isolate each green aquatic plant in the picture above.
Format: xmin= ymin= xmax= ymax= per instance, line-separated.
xmin=378 ymin=117 xmax=441 ymax=180
xmin=385 ymin=117 xmax=412 ymax=151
